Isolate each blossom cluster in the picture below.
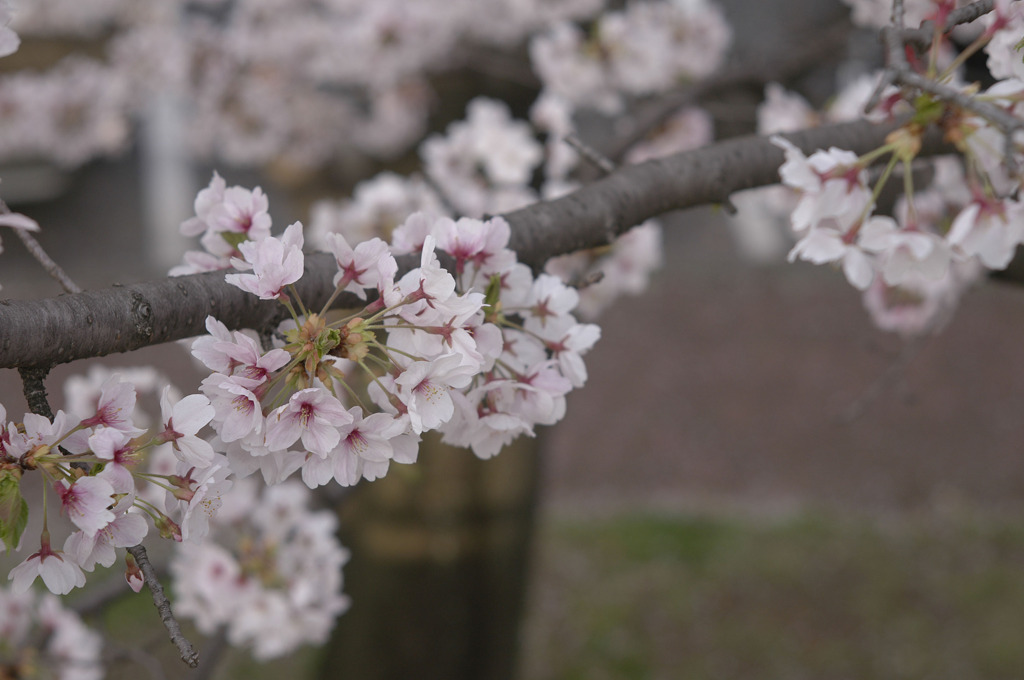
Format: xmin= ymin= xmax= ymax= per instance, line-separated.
xmin=734 ymin=1 xmax=1024 ymax=336
xmin=0 ymin=169 xmax=604 ymax=672
xmin=170 ymin=478 xmax=349 ymax=660
xmin=529 ymin=0 xmax=731 ymax=115
xmin=1 ymin=374 xmax=218 ymax=596
xmin=177 ymin=170 xmax=602 ymax=472
xmin=0 ymin=586 xmax=103 ymax=680
xmin=0 ymin=362 xmax=353 ymax=662
xmin=1 ymin=0 xmax=607 ymax=169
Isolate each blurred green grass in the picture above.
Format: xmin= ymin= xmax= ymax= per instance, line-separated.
xmin=519 ymin=512 xmax=1024 ymax=680
xmin=82 ymin=511 xmax=1024 ymax=679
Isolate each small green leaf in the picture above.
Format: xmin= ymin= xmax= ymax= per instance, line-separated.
xmin=0 ymin=470 xmax=29 ymax=553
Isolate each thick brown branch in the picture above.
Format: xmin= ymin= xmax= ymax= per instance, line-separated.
xmin=0 ymin=118 xmax=953 ymax=370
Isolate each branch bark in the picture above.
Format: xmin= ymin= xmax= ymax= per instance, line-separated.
xmin=0 ymin=118 xmax=953 ymax=370
xmin=127 ymin=544 xmax=200 ymax=668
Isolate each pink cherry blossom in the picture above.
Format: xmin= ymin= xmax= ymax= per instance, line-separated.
xmin=180 ymin=171 xmax=227 ymax=237
xmin=56 ymin=477 xmax=116 ymax=538
xmin=858 ymin=215 xmax=951 ymax=285
xmin=78 ymin=375 xmax=144 ymax=436
xmin=947 ymin=197 xmax=1024 ymax=269
xmin=201 ymin=375 xmax=264 ymax=443
xmin=190 ymin=316 xmax=243 ymax=374
xmin=65 ymin=512 xmax=148 ymax=572
xmin=200 ymin=184 xmax=273 ymax=256
xmin=394 ymin=353 xmax=475 ymax=433
xmin=265 ymin=389 xmax=352 ymax=456
xmin=225 ymin=222 xmax=305 ymax=300
xmin=788 ymin=225 xmax=876 ymax=290
xmin=9 ymin=536 xmax=86 ymax=595
xmin=159 ymin=387 xmax=217 ymax=468
xmin=178 ymin=462 xmax=233 ymax=542
xmin=326 ymin=234 xmax=397 ymax=299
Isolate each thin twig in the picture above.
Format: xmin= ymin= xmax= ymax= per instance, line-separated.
xmin=0 ymin=198 xmax=81 ymax=294
xmin=565 ymin=133 xmax=616 ymax=175
xmin=127 ymin=544 xmax=200 ymax=669
xmin=868 ymin=0 xmax=1022 ymax=173
xmin=891 ymin=0 xmax=906 ymax=26
xmin=901 ymin=0 xmax=996 ymax=49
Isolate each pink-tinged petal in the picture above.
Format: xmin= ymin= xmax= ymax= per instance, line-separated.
xmin=264 ymin=405 xmax=302 ymax=452
xmin=39 ymin=555 xmax=86 ymax=595
xmin=331 ymin=448 xmax=362 ymax=486
xmin=171 ymin=394 xmax=216 ymax=436
xmin=390 ymin=433 xmax=420 ymax=465
xmin=64 ymin=531 xmax=98 ymax=570
xmin=108 ymin=512 xmax=148 ymax=547
xmin=59 ymin=477 xmax=116 ymax=537
xmin=126 ymin=564 xmax=144 ymax=593
xmin=301 ymin=424 xmax=341 ymax=458
xmin=788 ymin=229 xmax=845 ymax=264
xmin=843 ymin=249 xmax=875 ymax=291
xmin=301 ymin=454 xmax=334 ymax=489
xmin=9 ymin=556 xmax=42 ymax=592
xmin=176 ymin=436 xmax=217 ymax=469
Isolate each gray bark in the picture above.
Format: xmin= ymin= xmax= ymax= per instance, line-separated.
xmin=0 ymin=118 xmax=950 ymax=370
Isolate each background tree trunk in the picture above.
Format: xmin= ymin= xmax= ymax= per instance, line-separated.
xmin=320 ymin=433 xmax=542 ymax=680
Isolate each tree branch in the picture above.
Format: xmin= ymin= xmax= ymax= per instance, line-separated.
xmin=127 ymin=544 xmax=200 ymax=669
xmin=870 ymin=0 xmax=1022 ymax=173
xmin=900 ymin=0 xmax=995 ymax=49
xmin=18 ymin=366 xmax=54 ymax=418
xmin=1 ymin=199 xmax=81 ymax=295
xmin=0 ymin=118 xmax=953 ymax=370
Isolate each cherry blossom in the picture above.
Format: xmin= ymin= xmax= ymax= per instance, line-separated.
xmin=265 ymin=389 xmax=352 ymax=457
xmin=176 ymin=461 xmax=233 ymax=542
xmin=8 ymin=535 xmax=86 ymax=595
xmin=326 ymin=234 xmax=397 ymax=299
xmin=76 ymin=375 xmax=144 ymax=436
xmin=0 ymin=587 xmax=103 ymax=679
xmin=225 ymin=221 xmax=305 ymax=300
xmin=393 ymin=354 xmax=476 ymax=434
xmin=65 ymin=512 xmax=148 ymax=572
xmin=55 ymin=477 xmax=116 ymax=538
xmin=201 ymin=375 xmax=265 ymax=443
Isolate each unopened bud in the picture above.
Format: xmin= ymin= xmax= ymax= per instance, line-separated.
xmin=125 ymin=553 xmax=144 ymax=593
xmin=154 ymin=514 xmax=183 ymax=542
